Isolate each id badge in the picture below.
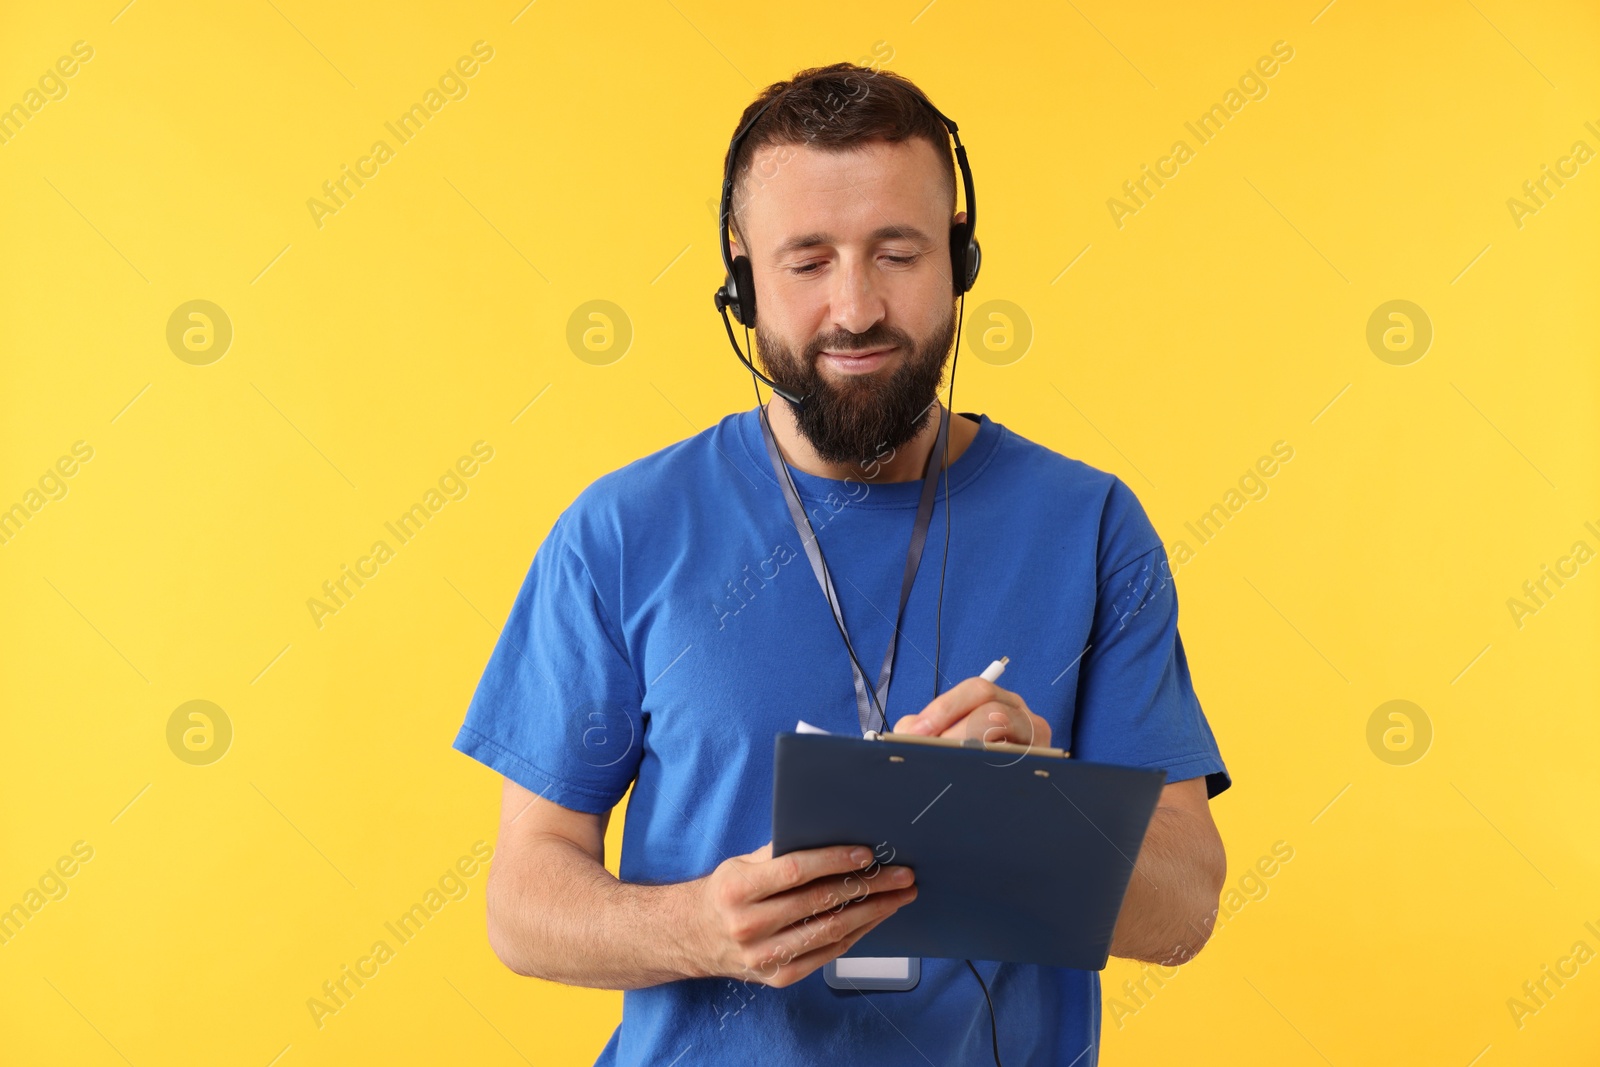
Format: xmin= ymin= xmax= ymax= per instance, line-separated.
xmin=823 ymin=956 xmax=921 ymax=991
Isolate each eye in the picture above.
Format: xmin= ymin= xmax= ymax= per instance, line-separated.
xmin=787 ymin=253 xmax=918 ymax=276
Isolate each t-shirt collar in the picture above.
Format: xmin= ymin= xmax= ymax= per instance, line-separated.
xmin=734 ymin=404 xmax=999 ymax=508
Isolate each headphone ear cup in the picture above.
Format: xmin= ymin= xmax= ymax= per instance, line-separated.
xmin=948 ymin=223 xmax=967 ymax=295
xmin=949 ymin=222 xmax=979 ymax=294
xmin=731 ymin=255 xmax=757 ymax=327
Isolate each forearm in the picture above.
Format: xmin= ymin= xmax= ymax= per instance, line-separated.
xmin=1107 ymin=805 xmax=1226 ymax=965
xmin=488 ymin=835 xmax=708 ymax=990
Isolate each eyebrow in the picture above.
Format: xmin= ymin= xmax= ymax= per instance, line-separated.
xmin=772 ymin=224 xmax=935 ymax=258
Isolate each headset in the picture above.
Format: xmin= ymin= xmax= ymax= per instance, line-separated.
xmin=710 ymin=78 xmax=1005 ymax=1067
xmin=713 ymin=81 xmax=981 ymax=403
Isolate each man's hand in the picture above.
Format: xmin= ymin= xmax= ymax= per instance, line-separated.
xmin=689 ymin=841 xmax=917 ymax=989
xmin=892 ymin=676 xmax=1052 ymax=749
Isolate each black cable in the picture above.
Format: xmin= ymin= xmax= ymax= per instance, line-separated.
xmin=946 ymin=292 xmax=1001 ymax=1067
xmin=965 ymin=959 xmax=1002 ymax=1066
xmin=931 ymin=289 xmax=965 ymax=703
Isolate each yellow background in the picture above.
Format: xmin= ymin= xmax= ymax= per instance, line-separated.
xmin=2 ymin=0 xmax=1597 ymax=1063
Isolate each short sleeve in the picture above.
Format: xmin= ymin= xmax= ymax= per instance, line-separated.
xmin=1070 ymin=492 xmax=1231 ymax=799
xmin=451 ymin=512 xmax=646 ymax=814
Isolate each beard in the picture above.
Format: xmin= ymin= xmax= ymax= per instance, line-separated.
xmin=755 ymin=308 xmax=957 ymax=467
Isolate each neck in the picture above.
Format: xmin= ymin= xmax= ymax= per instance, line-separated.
xmin=761 ymin=396 xmax=979 ymax=483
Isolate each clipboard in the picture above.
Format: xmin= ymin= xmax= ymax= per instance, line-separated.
xmin=771 ymin=731 xmax=1167 ymax=971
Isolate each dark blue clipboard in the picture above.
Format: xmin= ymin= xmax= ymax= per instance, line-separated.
xmin=771 ymin=732 xmax=1167 ymax=971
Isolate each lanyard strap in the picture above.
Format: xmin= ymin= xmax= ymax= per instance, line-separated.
xmin=758 ymin=404 xmax=951 ymax=736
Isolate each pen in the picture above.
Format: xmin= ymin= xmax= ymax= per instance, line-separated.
xmin=867 ymin=656 xmax=1070 ymax=758
xmin=979 ymin=655 xmax=1009 ymax=683
xmin=864 ymin=656 xmax=1009 ymax=739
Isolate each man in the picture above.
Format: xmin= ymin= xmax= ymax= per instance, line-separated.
xmin=452 ymin=62 xmax=1230 ymax=1065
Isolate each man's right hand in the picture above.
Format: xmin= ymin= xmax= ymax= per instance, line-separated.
xmin=689 ymin=841 xmax=918 ymax=988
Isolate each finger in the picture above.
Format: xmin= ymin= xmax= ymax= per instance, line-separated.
xmin=936 ymin=700 xmax=1024 ymax=743
xmin=981 ymin=708 xmax=1018 ymax=742
xmin=780 ymin=886 xmax=915 ymax=972
xmin=934 ymin=700 xmax=1012 ymax=741
xmin=744 ymin=844 xmax=877 ymax=903
xmin=771 ymin=906 xmax=902 ymax=985
xmin=750 ymin=885 xmax=917 ymax=982
xmin=1015 ymin=708 xmax=1051 ymax=747
xmin=749 ymin=842 xmax=772 ymax=861
xmin=941 ymin=702 xmax=1050 ymax=747
xmin=899 ymin=677 xmax=1012 ymax=736
xmin=748 ymin=862 xmax=915 ymax=937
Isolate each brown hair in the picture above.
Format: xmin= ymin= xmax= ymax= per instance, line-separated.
xmin=724 ymin=62 xmax=956 ymax=248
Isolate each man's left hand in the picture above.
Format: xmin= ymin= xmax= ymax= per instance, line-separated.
xmin=891 ymin=677 xmax=1052 ymax=749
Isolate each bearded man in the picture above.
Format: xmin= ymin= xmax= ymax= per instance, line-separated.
xmin=453 ymin=61 xmax=1230 ymax=1067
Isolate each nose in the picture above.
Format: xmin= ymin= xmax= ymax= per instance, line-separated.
xmin=828 ymin=252 xmax=888 ymax=339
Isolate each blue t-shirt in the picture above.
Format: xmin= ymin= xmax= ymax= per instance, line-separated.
xmin=453 ymin=406 xmax=1230 ymax=1066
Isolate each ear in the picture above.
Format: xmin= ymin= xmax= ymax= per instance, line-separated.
xmin=952 ymin=210 xmax=968 ymax=228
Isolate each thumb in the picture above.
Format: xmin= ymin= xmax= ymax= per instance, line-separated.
xmin=750 ymin=841 xmax=773 ymax=861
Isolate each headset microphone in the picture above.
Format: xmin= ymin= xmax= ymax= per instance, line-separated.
xmin=714 ymin=289 xmax=808 ymax=406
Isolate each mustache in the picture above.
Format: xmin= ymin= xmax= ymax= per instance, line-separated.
xmin=806 ymin=326 xmax=914 ymax=357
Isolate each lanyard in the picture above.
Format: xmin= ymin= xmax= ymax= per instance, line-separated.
xmin=758 ymin=403 xmax=951 ymax=737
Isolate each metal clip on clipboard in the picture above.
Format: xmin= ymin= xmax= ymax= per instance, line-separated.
xmin=794 ymin=719 xmax=1070 ymax=760
xmin=864 ymin=729 xmax=1070 ymax=760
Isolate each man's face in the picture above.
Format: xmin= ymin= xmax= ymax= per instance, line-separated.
xmin=731 ymin=136 xmax=960 ymax=467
